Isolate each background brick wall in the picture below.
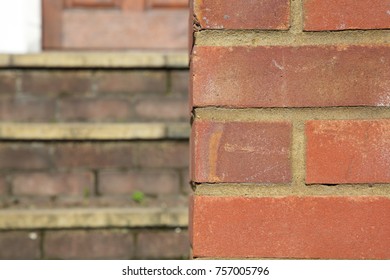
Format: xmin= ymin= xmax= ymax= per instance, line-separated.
xmin=190 ymin=0 xmax=390 ymax=259
xmin=0 ymin=61 xmax=190 ymax=259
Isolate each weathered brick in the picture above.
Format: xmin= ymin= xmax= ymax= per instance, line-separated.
xmin=53 ymin=143 xmax=135 ymax=169
xmin=138 ymin=142 xmax=189 ymax=168
xmin=192 ymin=120 xmax=292 ymax=183
xmin=191 ymin=196 xmax=390 ymax=259
xmin=194 ymin=0 xmax=289 ymax=30
xmin=191 ymin=45 xmax=390 ymax=108
xmin=58 ymin=98 xmax=130 ymax=122
xmin=304 ymin=0 xmax=390 ymax=31
xmin=12 ymin=172 xmax=94 ymax=196
xmin=0 ymin=71 xmax=16 ymax=94
xmin=0 ymin=231 xmax=41 ymax=260
xmin=0 ymin=144 xmax=52 ymax=170
xmin=21 ymin=71 xmax=91 ymax=95
xmin=99 ymin=170 xmax=180 ymax=195
xmin=171 ymin=70 xmax=189 ymax=96
xmin=96 ymin=71 xmax=167 ymax=94
xmin=134 ymin=97 xmax=188 ymax=121
xmin=306 ymin=120 xmax=390 ymax=184
xmin=136 ymin=230 xmax=189 ymax=259
xmin=44 ymin=230 xmax=134 ymax=259
xmin=0 ymin=98 xmax=55 ymax=121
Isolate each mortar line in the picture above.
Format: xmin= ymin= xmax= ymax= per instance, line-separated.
xmin=194 ymin=107 xmax=390 ymax=122
xmin=290 ymin=0 xmax=304 ymax=34
xmin=195 ymin=30 xmax=390 ymax=47
xmin=291 ymin=118 xmax=306 ymax=191
xmin=194 ymin=184 xmax=390 ymax=198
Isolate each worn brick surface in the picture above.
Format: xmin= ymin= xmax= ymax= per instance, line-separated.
xmin=306 ymin=120 xmax=390 ymax=184
xmin=44 ymin=230 xmax=134 ymax=259
xmin=138 ymin=142 xmax=189 ymax=168
xmin=134 ymin=98 xmax=188 ymax=121
xmin=99 ymin=170 xmax=180 ymax=195
xmin=192 ymin=120 xmax=292 ymax=183
xmin=21 ymin=71 xmax=91 ymax=95
xmin=53 ymin=143 xmax=135 ymax=169
xmin=96 ymin=71 xmax=167 ymax=94
xmin=12 ymin=172 xmax=94 ymax=196
xmin=191 ymin=45 xmax=390 ymax=108
xmin=304 ymin=0 xmax=390 ymax=31
xmin=191 ymin=196 xmax=390 ymax=259
xmin=0 ymin=71 xmax=16 ymax=94
xmin=0 ymin=98 xmax=55 ymax=122
xmin=136 ymin=230 xmax=189 ymax=259
xmin=58 ymin=98 xmax=130 ymax=122
xmin=0 ymin=144 xmax=52 ymax=170
xmin=194 ymin=0 xmax=289 ymax=30
xmin=0 ymin=231 xmax=41 ymax=260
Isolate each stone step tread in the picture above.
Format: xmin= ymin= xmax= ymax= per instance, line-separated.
xmin=0 ymin=207 xmax=188 ymax=229
xmin=0 ymin=52 xmax=188 ymax=68
xmin=0 ymin=122 xmax=190 ymax=140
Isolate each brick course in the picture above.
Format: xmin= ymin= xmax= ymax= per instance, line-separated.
xmin=191 ymin=45 xmax=390 ymax=108
xmin=191 ymin=196 xmax=390 ymax=259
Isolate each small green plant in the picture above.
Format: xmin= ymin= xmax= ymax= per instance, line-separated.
xmin=131 ymin=191 xmax=145 ymax=204
xmin=83 ymin=187 xmax=91 ymax=199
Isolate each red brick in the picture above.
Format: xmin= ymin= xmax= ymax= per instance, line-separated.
xmin=191 ymin=45 xmax=390 ymax=108
xmin=0 ymin=144 xmax=52 ymax=170
xmin=0 ymin=98 xmax=55 ymax=121
xmin=171 ymin=71 xmax=189 ymax=96
xmin=58 ymin=98 xmax=130 ymax=122
xmin=12 ymin=172 xmax=94 ymax=196
xmin=191 ymin=120 xmax=292 ymax=183
xmin=138 ymin=142 xmax=189 ymax=168
xmin=304 ymin=0 xmax=390 ymax=31
xmin=22 ymin=71 xmax=91 ymax=95
xmin=53 ymin=143 xmax=135 ymax=169
xmin=0 ymin=71 xmax=16 ymax=94
xmin=44 ymin=230 xmax=134 ymax=259
xmin=62 ymin=9 xmax=188 ymax=50
xmin=136 ymin=230 xmax=189 ymax=259
xmin=191 ymin=196 xmax=390 ymax=259
xmin=0 ymin=231 xmax=41 ymax=260
xmin=306 ymin=120 xmax=390 ymax=184
xmin=96 ymin=71 xmax=167 ymax=94
xmin=99 ymin=170 xmax=179 ymax=195
xmin=194 ymin=0 xmax=289 ymax=30
xmin=134 ymin=97 xmax=188 ymax=121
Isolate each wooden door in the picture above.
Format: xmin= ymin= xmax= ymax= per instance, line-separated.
xmin=42 ymin=0 xmax=189 ymax=50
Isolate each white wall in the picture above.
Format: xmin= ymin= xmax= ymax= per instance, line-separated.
xmin=0 ymin=0 xmax=41 ymax=54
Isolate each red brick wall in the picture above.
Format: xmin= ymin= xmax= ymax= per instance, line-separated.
xmin=190 ymin=0 xmax=390 ymax=259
